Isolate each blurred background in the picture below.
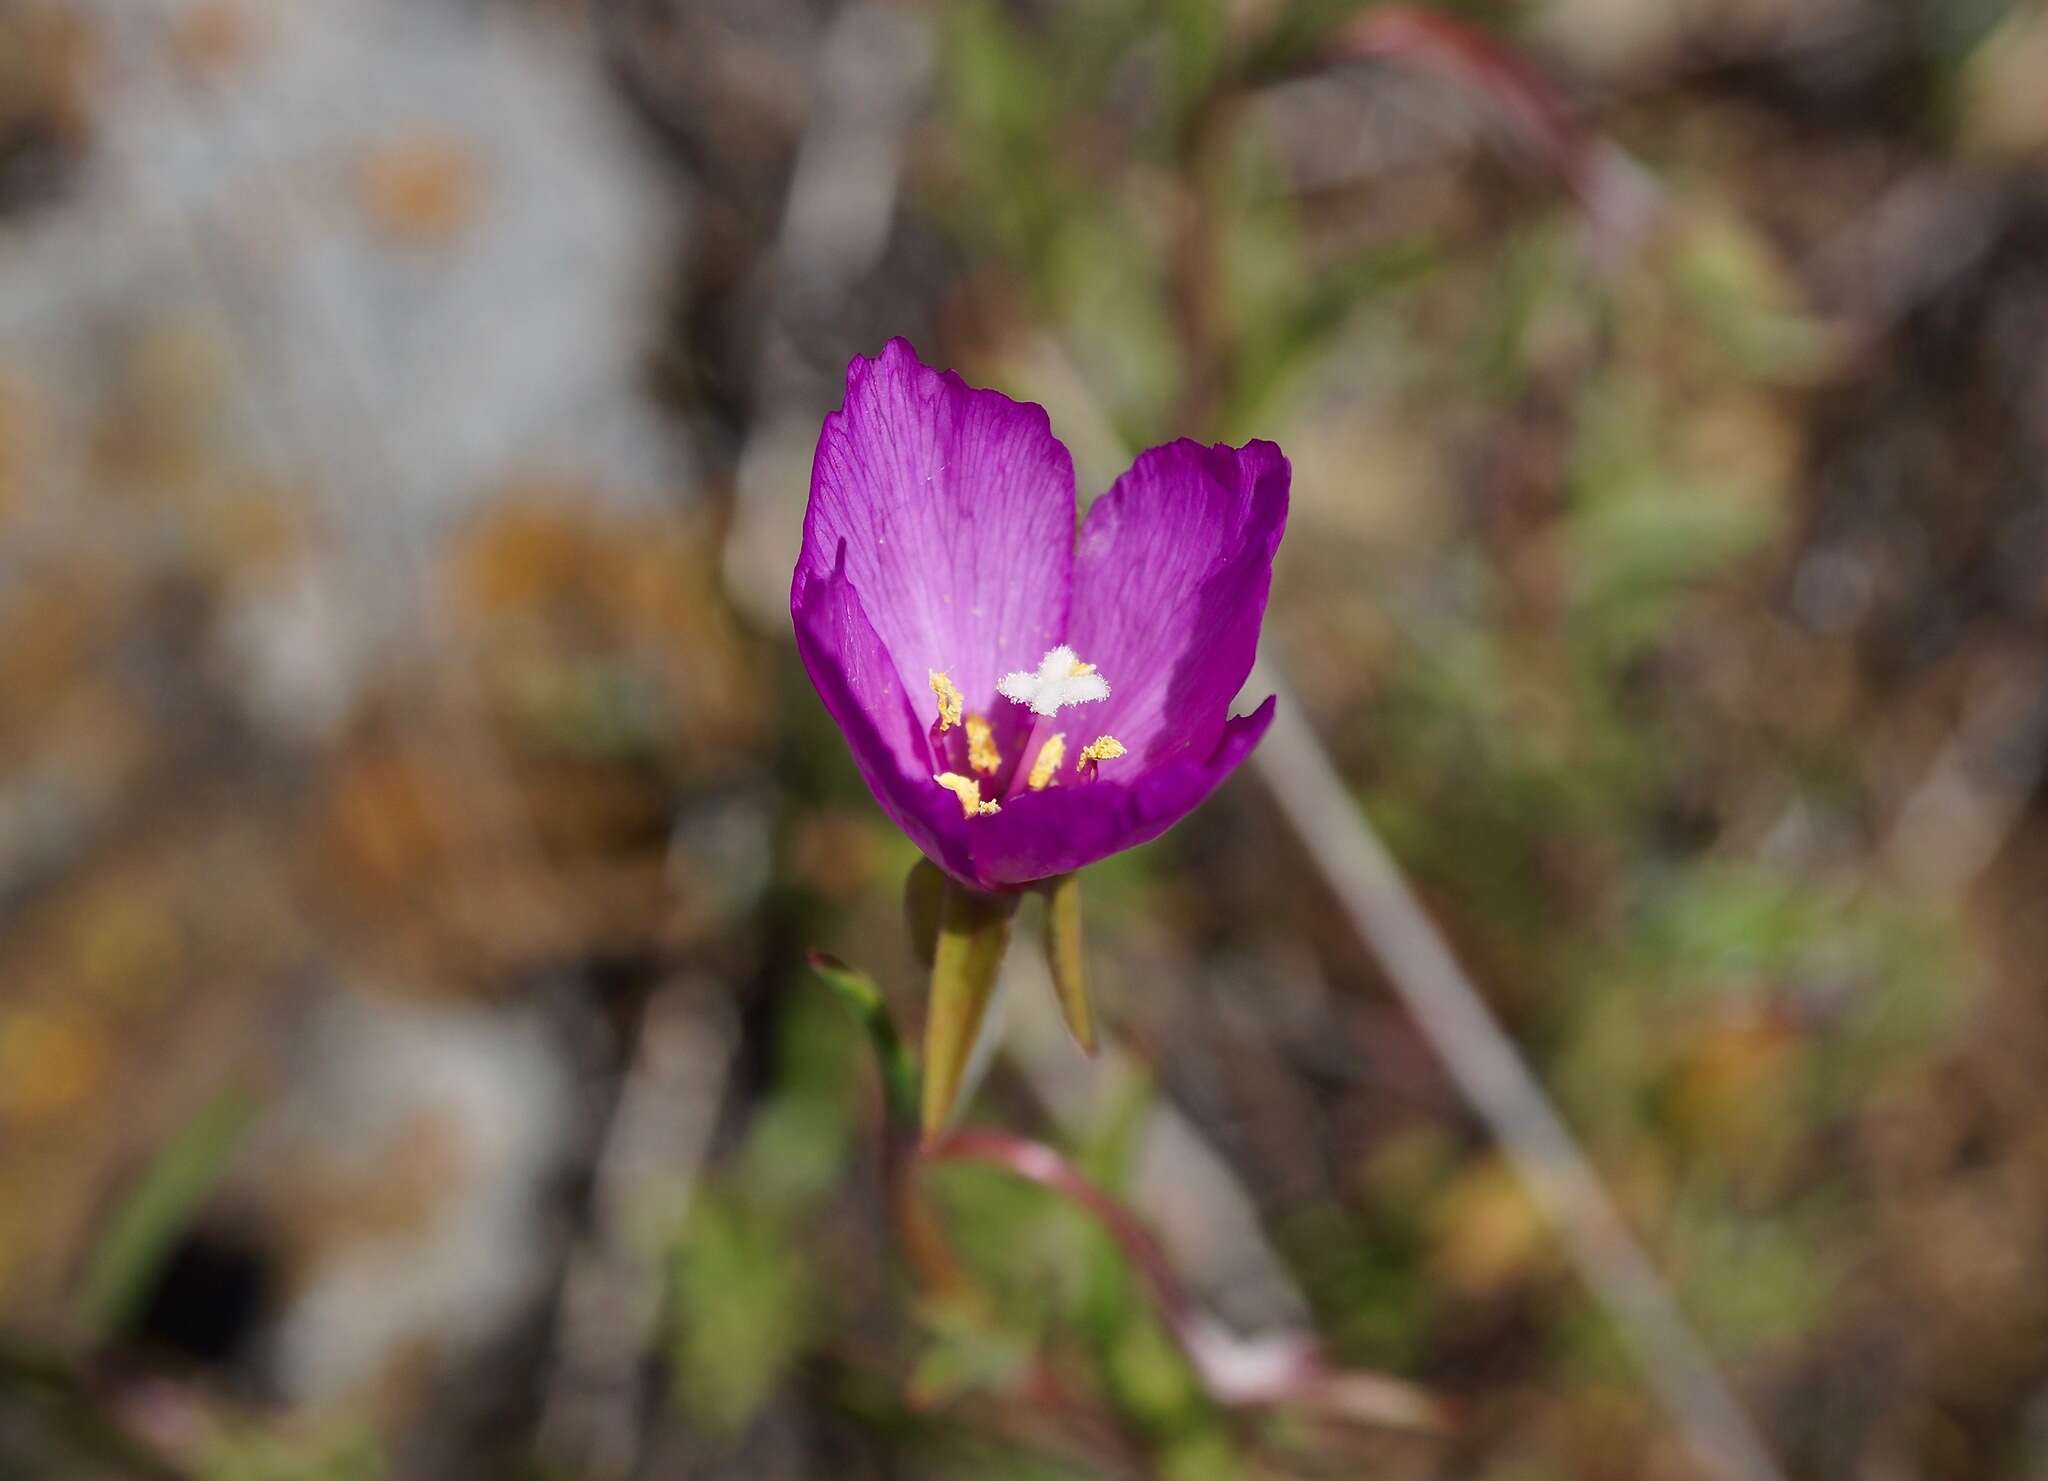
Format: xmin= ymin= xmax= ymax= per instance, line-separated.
xmin=5 ymin=0 xmax=2048 ymax=1477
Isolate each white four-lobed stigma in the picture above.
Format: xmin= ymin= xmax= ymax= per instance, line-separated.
xmin=997 ymin=645 xmax=1110 ymax=718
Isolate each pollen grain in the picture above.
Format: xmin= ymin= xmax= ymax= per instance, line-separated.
xmin=928 ymin=670 xmax=964 ymax=730
xmin=1076 ymin=735 xmax=1126 ymax=777
xmin=934 ymin=771 xmax=1001 ymax=818
xmin=1027 ymin=733 xmax=1067 ymax=790
xmin=966 ymin=714 xmax=1001 ymax=774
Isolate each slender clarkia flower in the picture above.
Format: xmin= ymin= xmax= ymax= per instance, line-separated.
xmin=791 ymin=339 xmax=1288 ymax=893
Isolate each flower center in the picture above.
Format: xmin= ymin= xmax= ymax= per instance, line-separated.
xmin=925 ymin=649 xmax=1117 ymax=818
xmin=996 ymin=646 xmax=1110 ymax=718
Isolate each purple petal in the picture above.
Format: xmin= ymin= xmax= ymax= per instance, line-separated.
xmin=1066 ymin=440 xmax=1289 ymax=765
xmin=960 ymin=699 xmax=1277 ymax=888
xmin=791 ymin=548 xmax=977 ymax=885
xmin=797 ymin=339 xmax=1077 ymax=729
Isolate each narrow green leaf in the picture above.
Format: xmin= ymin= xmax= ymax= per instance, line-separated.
xmin=807 ymin=951 xmax=919 ymax=1130
xmin=77 ymin=1083 xmax=256 ymax=1336
xmin=1041 ymin=871 xmax=1097 ymax=1053
xmin=920 ymin=882 xmax=1018 ymax=1140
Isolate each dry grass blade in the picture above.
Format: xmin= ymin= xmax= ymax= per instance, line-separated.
xmin=1248 ymin=662 xmax=1788 ymax=1481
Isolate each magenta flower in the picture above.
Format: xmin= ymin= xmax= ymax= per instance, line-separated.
xmin=791 ymin=339 xmax=1288 ymax=893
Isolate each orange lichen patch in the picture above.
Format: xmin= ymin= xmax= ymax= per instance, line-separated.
xmin=358 ymin=132 xmax=482 ymax=247
xmin=172 ymin=0 xmax=267 ymax=76
xmin=195 ymin=482 xmax=314 ymax=572
xmin=449 ymin=498 xmax=595 ymax=615
xmin=452 ymin=491 xmax=651 ymax=618
xmin=308 ymin=729 xmax=575 ymax=981
xmin=0 ymin=5 xmax=94 ymax=173
xmin=1427 ymin=1157 xmax=1550 ymax=1297
xmin=0 ymin=385 xmax=39 ymax=536
xmin=44 ymin=879 xmax=187 ymax=1014
xmin=1667 ymin=1014 xmax=1796 ymax=1138
xmin=0 ymin=1011 xmax=109 ymax=1122
xmin=92 ymin=314 xmax=237 ymax=489
xmin=0 ymin=572 xmax=108 ymax=703
xmin=314 ymin=739 xmax=465 ymax=901
xmin=129 ymin=314 xmax=233 ymax=421
xmin=448 ymin=492 xmax=719 ymax=642
xmin=0 ymin=371 xmax=35 ymax=522
xmin=443 ymin=491 xmax=762 ymax=758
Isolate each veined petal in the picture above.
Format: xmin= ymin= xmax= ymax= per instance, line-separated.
xmin=792 ymin=547 xmax=977 ymax=884
xmin=1066 ymin=440 xmax=1289 ymax=764
xmin=959 ymin=699 xmax=1277 ymax=888
xmin=797 ymin=339 xmax=1076 ymax=727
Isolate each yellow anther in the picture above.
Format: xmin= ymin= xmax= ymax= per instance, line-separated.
xmin=934 ymin=771 xmax=1001 ymax=818
xmin=1070 ymin=659 xmax=1096 ymax=676
xmin=1077 ymin=735 xmax=1126 ymax=768
xmin=929 ymin=670 xmax=964 ymax=731
xmin=1027 ymin=733 xmax=1067 ymax=790
xmin=965 ymin=714 xmax=1001 ymax=774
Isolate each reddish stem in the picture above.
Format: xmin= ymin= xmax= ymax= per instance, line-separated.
xmin=1332 ymin=5 xmax=1660 ymax=244
xmin=1342 ymin=7 xmax=1591 ymax=193
xmin=921 ymin=1127 xmax=1455 ymax=1435
xmin=926 ymin=1127 xmax=1196 ymax=1336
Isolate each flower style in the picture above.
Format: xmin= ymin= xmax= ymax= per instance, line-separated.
xmin=791 ymin=339 xmax=1289 ymax=892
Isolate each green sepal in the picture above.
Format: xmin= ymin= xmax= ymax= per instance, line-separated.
xmin=903 ymin=856 xmax=945 ymax=968
xmin=1040 ymin=871 xmax=1097 ymax=1053
xmin=920 ymin=881 xmax=1019 ymax=1141
xmin=807 ymin=951 xmax=919 ymax=1130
